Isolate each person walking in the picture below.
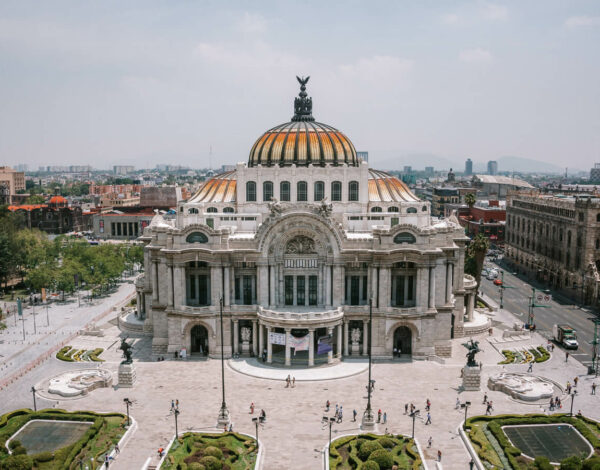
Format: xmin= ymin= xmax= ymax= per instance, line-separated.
xmin=383 ymin=412 xmax=387 ymax=424
xmin=427 ymin=436 xmax=432 ymax=448
xmin=114 ymin=443 xmax=120 ymax=454
xmin=353 ymin=409 xmax=357 ymax=422
xmin=574 ymin=376 xmax=579 ymax=387
xmin=527 ymin=362 xmax=533 ymax=373
xmin=170 ymin=400 xmax=175 ymax=412
xmin=175 ymin=399 xmax=179 ymax=410
xmin=292 ymin=377 xmax=296 ymax=387
xmin=404 ymin=403 xmax=408 ymax=414
xmin=377 ymin=409 xmax=382 ymax=423
xmin=483 ymin=393 xmax=488 ymax=404
xmin=425 ymin=398 xmax=431 ymax=411
xmin=437 ymin=450 xmax=442 ymax=462
xmin=326 ymin=400 xmax=330 ymax=412
xmin=486 ymin=403 xmax=492 ymax=415
xmin=425 ymin=412 xmax=431 ymax=425
xmin=566 ymin=351 xmax=569 ymax=362
xmin=250 ymin=402 xmax=255 ymax=414
xmin=592 ymin=383 xmax=597 ymax=395
xmin=456 ymin=397 xmax=461 ymax=409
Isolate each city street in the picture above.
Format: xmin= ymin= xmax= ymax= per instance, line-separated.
xmin=480 ymin=260 xmax=599 ymax=368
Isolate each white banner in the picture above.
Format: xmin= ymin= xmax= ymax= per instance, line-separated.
xmin=269 ymin=332 xmax=286 ymax=345
xmin=535 ymin=293 xmax=552 ymax=304
xmin=288 ymin=334 xmax=310 ymax=352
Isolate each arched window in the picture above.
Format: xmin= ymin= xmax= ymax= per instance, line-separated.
xmin=331 ymin=181 xmax=342 ymax=201
xmin=407 ymin=207 xmax=417 ymax=214
xmin=263 ymin=181 xmax=273 ymax=201
xmin=280 ymin=181 xmax=290 ymax=201
xmin=348 ymin=181 xmax=359 ymax=201
xmin=246 ymin=181 xmax=256 ymax=202
xmin=206 ymin=207 xmax=218 ymax=213
xmin=314 ymin=181 xmax=325 ymax=201
xmin=223 ymin=207 xmax=234 ymax=213
xmin=371 ymin=207 xmax=382 ymax=212
xmin=388 ymin=206 xmax=399 ymax=213
xmin=186 ymin=232 xmax=208 ymax=243
xmin=394 ymin=232 xmax=416 ymax=244
xmin=188 ymin=208 xmax=199 ymax=214
xmin=422 ymin=205 xmax=427 ymax=211
xmin=297 ymin=181 xmax=308 ymax=201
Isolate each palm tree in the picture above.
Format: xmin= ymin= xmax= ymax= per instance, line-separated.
xmin=465 ymin=193 xmax=476 ymax=208
xmin=465 ymin=234 xmax=489 ymax=288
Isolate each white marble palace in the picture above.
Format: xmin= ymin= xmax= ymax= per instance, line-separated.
xmin=137 ymin=78 xmax=478 ymax=365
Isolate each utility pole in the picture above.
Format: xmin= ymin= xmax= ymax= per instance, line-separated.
xmin=31 ymin=386 xmax=37 ymax=411
xmin=362 ymin=298 xmax=375 ymax=429
xmin=528 ymin=287 xmax=550 ymax=328
xmin=589 ymin=318 xmax=600 ymax=377
xmin=498 ymin=270 xmax=515 ymax=310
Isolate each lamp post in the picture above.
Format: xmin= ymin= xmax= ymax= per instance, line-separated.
xmin=462 ymin=401 xmax=471 ymax=430
xmin=322 ymin=416 xmax=336 ymax=449
xmin=174 ymin=407 xmax=180 ymax=438
xmin=31 ymin=386 xmax=37 ymax=411
xmin=252 ymin=417 xmax=259 ymax=450
xmin=498 ymin=271 xmax=515 ymax=310
xmin=217 ymin=295 xmax=230 ymax=426
xmin=123 ymin=398 xmax=132 ymax=427
xmin=569 ymin=390 xmax=577 ymax=417
xmin=409 ymin=409 xmax=420 ymax=439
xmin=361 ymin=298 xmax=375 ymax=429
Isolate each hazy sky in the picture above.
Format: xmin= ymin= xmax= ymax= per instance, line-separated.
xmin=0 ymin=1 xmax=599 ymax=171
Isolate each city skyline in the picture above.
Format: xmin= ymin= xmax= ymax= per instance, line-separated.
xmin=0 ymin=1 xmax=599 ymax=170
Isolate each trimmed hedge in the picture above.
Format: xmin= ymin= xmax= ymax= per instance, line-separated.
xmin=56 ymin=346 xmax=74 ymax=362
xmin=329 ymin=434 xmax=421 ymax=469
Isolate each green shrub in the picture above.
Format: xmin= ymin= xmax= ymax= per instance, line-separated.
xmin=1 ymin=454 xmax=33 ymax=469
xmin=203 ymin=445 xmax=223 ymax=460
xmin=355 ymin=438 xmax=366 ymax=450
xmin=368 ymin=449 xmax=394 ymax=469
xmin=378 ymin=437 xmax=395 ymax=449
xmin=358 ymin=440 xmax=383 ymax=460
xmin=89 ymin=348 xmax=104 ymax=362
xmin=199 ymin=456 xmax=221 ymax=470
xmin=8 ymin=439 xmax=22 ymax=450
xmin=33 ymin=451 xmax=54 ymax=463
xmin=583 ymin=456 xmax=600 ymax=470
xmin=561 ymin=456 xmax=583 ymax=470
xmin=534 ymin=456 xmax=554 ymax=470
xmin=56 ymin=346 xmax=74 ymax=362
xmin=188 ymin=464 xmax=205 ymax=470
xmin=11 ymin=446 xmax=27 ymax=455
xmin=363 ymin=461 xmax=381 ymax=470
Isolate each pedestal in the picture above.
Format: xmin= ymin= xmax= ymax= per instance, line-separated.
xmin=118 ymin=363 xmax=137 ymax=388
xmin=462 ymin=365 xmax=481 ymax=391
xmin=361 ymin=408 xmax=376 ymax=431
xmin=351 ymin=342 xmax=360 ymax=356
xmin=217 ymin=404 xmax=230 ymax=427
xmin=241 ymin=340 xmax=250 ymax=355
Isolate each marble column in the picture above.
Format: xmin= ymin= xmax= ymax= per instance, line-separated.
xmin=285 ymin=328 xmax=291 ymax=366
xmin=362 ymin=320 xmax=369 ymax=356
xmin=152 ymin=261 xmax=159 ymax=302
xmin=467 ymin=293 xmax=475 ymax=322
xmin=371 ymin=266 xmax=378 ymax=307
xmin=327 ymin=327 xmax=334 ymax=363
xmin=269 ymin=266 xmax=276 ymax=306
xmin=258 ymin=265 xmax=269 ymax=305
xmin=445 ymin=262 xmax=453 ymax=305
xmin=167 ymin=264 xmax=174 ymax=308
xmin=343 ymin=320 xmax=349 ymax=356
xmin=233 ymin=320 xmax=239 ymax=355
xmin=325 ymin=265 xmax=332 ymax=306
xmin=337 ymin=324 xmax=343 ymax=358
xmin=258 ymin=323 xmax=264 ymax=358
xmin=136 ymin=292 xmax=141 ymax=313
xmin=308 ymin=329 xmax=315 ymax=366
xmin=267 ymin=326 xmax=272 ymax=363
xmin=252 ymin=320 xmax=258 ymax=356
xmin=428 ymin=266 xmax=435 ymax=310
xmin=224 ymin=266 xmax=231 ymax=306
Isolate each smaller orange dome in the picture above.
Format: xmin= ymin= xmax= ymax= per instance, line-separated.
xmin=49 ymin=195 xmax=67 ymax=204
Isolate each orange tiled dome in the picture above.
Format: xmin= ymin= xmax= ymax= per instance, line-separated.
xmin=49 ymin=195 xmax=67 ymax=204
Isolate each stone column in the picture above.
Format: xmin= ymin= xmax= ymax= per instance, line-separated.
xmin=258 ymin=323 xmax=264 ymax=358
xmin=267 ymin=326 xmax=272 ymax=363
xmin=233 ymin=320 xmax=239 ymax=355
xmin=467 ymin=293 xmax=475 ymax=322
xmin=378 ymin=266 xmax=390 ymax=308
xmin=152 ymin=261 xmax=159 ymax=302
xmin=428 ymin=266 xmax=435 ymax=310
xmin=258 ymin=265 xmax=269 ymax=305
xmin=252 ymin=320 xmax=258 ymax=356
xmin=308 ymin=328 xmax=315 ymax=366
xmin=173 ymin=265 xmax=183 ymax=309
xmin=136 ymin=292 xmax=141 ymax=313
xmin=325 ymin=265 xmax=332 ymax=306
xmin=167 ymin=264 xmax=174 ymax=308
xmin=445 ymin=262 xmax=453 ymax=305
xmin=371 ymin=266 xmax=378 ymax=307
xmin=210 ymin=265 xmax=222 ymax=306
xmin=269 ymin=266 xmax=276 ymax=306
xmin=362 ymin=320 xmax=369 ymax=356
xmin=327 ymin=327 xmax=334 ymax=363
xmin=337 ymin=323 xmax=343 ymax=358
xmin=343 ymin=320 xmax=349 ymax=356
xmin=224 ymin=266 xmax=230 ymax=306
xmin=285 ymin=328 xmax=291 ymax=366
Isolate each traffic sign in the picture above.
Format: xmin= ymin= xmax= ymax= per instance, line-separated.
xmin=535 ymin=293 xmax=552 ymax=304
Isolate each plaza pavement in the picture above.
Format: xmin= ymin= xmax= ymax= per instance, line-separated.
xmin=1 ymin=288 xmax=599 ymax=469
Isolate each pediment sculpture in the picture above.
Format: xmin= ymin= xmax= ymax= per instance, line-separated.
xmin=351 ymin=328 xmax=361 ymax=344
xmin=241 ymin=327 xmax=251 ymax=342
xmin=285 ymin=235 xmax=316 ymax=254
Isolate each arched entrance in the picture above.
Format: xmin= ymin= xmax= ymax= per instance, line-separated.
xmin=191 ymin=325 xmax=209 ymax=356
xmin=393 ymin=326 xmax=412 ymax=357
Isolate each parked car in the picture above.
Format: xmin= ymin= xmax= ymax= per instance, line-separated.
xmin=493 ymin=279 xmax=503 ymax=286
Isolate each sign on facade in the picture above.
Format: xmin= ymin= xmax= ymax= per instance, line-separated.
xmin=269 ymin=332 xmax=286 ymax=345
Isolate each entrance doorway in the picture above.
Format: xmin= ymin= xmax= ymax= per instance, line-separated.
xmin=191 ymin=325 xmax=209 ymax=356
xmin=393 ymin=326 xmax=412 ymax=357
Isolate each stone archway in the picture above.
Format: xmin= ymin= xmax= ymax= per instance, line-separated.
xmin=190 ymin=324 xmax=209 ymax=356
xmin=393 ymin=326 xmax=412 ymax=357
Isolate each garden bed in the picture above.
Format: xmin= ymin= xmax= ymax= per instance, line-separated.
xmin=499 ymin=346 xmax=549 ymax=365
xmin=161 ymin=432 xmax=258 ymax=470
xmin=329 ymin=433 xmax=422 ymax=470
xmin=0 ymin=408 xmax=127 ymax=469
xmin=465 ymin=413 xmax=600 ymax=469
xmin=57 ymin=346 xmax=104 ymax=362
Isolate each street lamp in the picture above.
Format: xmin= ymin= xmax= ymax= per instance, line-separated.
xmin=31 ymin=386 xmax=37 ymax=411
xmin=361 ymin=298 xmax=375 ymax=429
xmin=462 ymin=401 xmax=471 ymax=430
xmin=322 ymin=416 xmax=336 ymax=449
xmin=252 ymin=417 xmax=259 ymax=450
xmin=123 ymin=398 xmax=132 ymax=427
xmin=217 ymin=295 xmax=230 ymax=426
xmin=409 ymin=409 xmax=420 ymax=439
xmin=174 ymin=407 xmax=180 ymax=438
xmin=569 ymin=390 xmax=577 ymax=417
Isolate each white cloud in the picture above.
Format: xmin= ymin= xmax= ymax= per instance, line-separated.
xmin=237 ymin=12 xmax=267 ymax=34
xmin=482 ymin=3 xmax=508 ymax=21
xmin=442 ymin=13 xmax=460 ymax=25
xmin=459 ymin=48 xmax=493 ymax=63
xmin=565 ymin=16 xmax=600 ymax=28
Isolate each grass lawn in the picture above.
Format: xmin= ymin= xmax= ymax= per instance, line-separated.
xmin=161 ymin=432 xmax=257 ymax=470
xmin=0 ymin=409 xmax=127 ymax=470
xmin=329 ymin=433 xmax=422 ymax=470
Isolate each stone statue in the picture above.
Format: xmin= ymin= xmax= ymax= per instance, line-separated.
xmin=285 ymin=235 xmax=316 ymax=254
xmin=317 ymin=198 xmax=333 ymax=218
xmin=268 ymin=197 xmax=284 ymax=217
xmin=119 ymin=338 xmax=133 ymax=364
xmin=351 ymin=328 xmax=361 ymax=344
xmin=463 ymin=339 xmax=481 ymax=367
xmin=241 ymin=327 xmax=251 ymax=342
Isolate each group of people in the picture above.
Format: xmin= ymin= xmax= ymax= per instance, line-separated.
xmin=549 ymin=396 xmax=563 ymax=411
xmin=169 ymin=399 xmax=180 ymax=412
xmin=285 ymin=375 xmax=296 ymax=388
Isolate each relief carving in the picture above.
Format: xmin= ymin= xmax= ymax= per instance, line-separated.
xmin=285 ymin=235 xmax=316 ymax=254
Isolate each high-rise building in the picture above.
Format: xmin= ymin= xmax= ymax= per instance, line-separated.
xmin=487 ymin=160 xmax=498 ymax=175
xmin=425 ymin=166 xmax=434 ymax=176
xmin=403 ymin=166 xmax=412 ymax=173
xmin=15 ymin=164 xmax=28 ymax=172
xmin=0 ymin=166 xmax=26 ymax=204
xmin=113 ymin=165 xmax=135 ymax=175
xmin=590 ymin=163 xmax=600 ymax=182
xmin=465 ymin=159 xmax=473 ymax=176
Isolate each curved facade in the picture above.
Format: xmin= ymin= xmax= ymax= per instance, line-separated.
xmin=137 ymin=79 xmax=476 ymax=364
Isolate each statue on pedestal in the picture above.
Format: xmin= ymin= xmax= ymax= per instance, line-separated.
xmin=119 ymin=338 xmax=133 ymax=364
xmin=463 ymin=339 xmax=481 ymax=367
xmin=351 ymin=328 xmax=361 ymax=355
